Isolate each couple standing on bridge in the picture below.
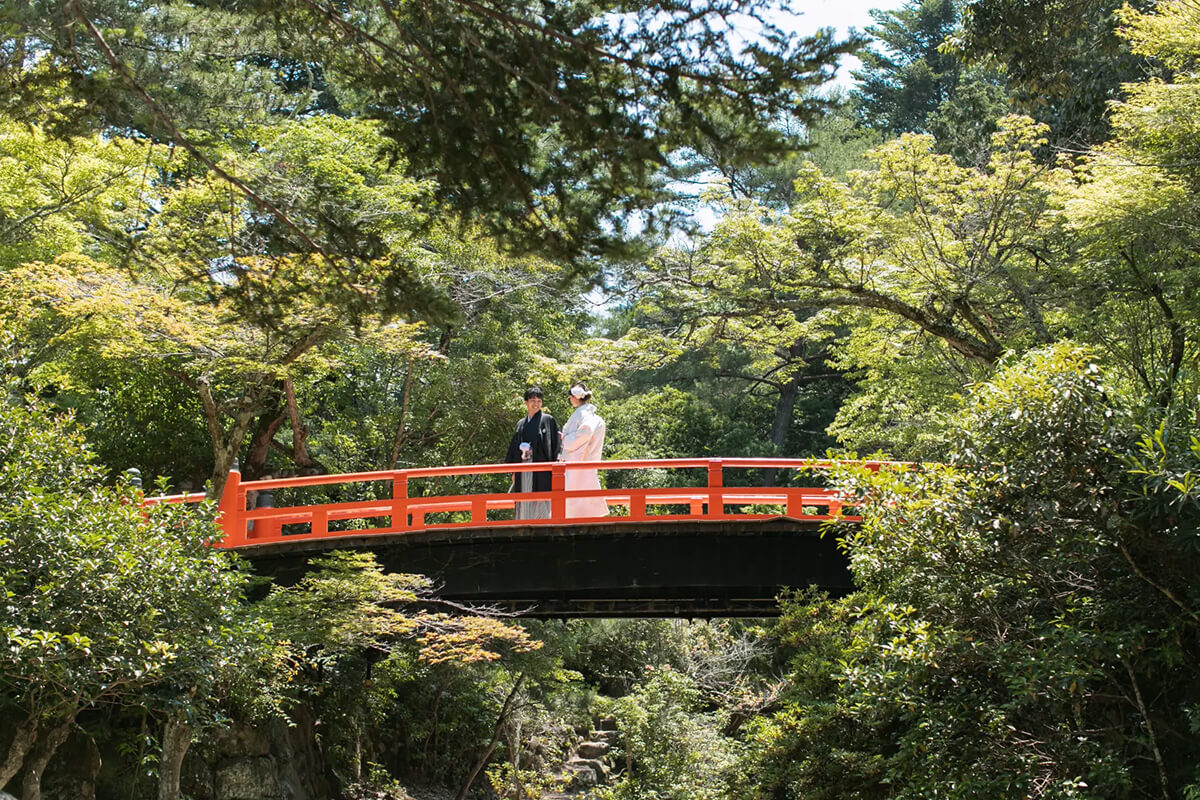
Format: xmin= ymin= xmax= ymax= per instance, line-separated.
xmin=504 ymin=382 xmax=607 ymax=520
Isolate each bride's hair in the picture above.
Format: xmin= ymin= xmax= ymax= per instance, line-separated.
xmin=569 ymin=381 xmax=592 ymax=403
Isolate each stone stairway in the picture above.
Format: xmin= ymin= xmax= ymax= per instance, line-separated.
xmin=541 ymin=718 xmax=621 ymax=799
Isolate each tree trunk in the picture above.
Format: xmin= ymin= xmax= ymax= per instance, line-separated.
xmin=508 ymin=717 xmax=525 ymax=799
xmin=283 ymin=379 xmax=316 ymax=470
xmin=456 ymin=674 xmax=524 ymax=800
xmin=157 ymin=718 xmax=192 ymax=800
xmin=208 ymin=410 xmax=256 ymax=500
xmin=196 ymin=379 xmax=257 ymax=499
xmin=770 ymin=374 xmax=799 ymax=450
xmin=352 ymin=721 xmax=362 ymax=783
xmin=763 ymin=340 xmax=807 ymax=487
xmin=245 ymin=401 xmax=286 ymax=480
xmin=425 ymin=685 xmax=444 ymax=767
xmin=388 ymin=357 xmax=415 ymax=469
xmin=0 ymin=717 xmax=37 ymax=791
xmin=77 ymin=733 xmax=102 ymax=800
xmin=762 ymin=373 xmax=799 ymax=487
xmin=19 ymin=718 xmax=74 ymax=800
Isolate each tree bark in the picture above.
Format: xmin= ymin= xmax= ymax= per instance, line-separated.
xmin=456 ymin=674 xmax=524 ymax=800
xmin=283 ymin=379 xmax=316 ymax=469
xmin=209 ymin=410 xmax=255 ymax=500
xmin=157 ymin=718 xmax=193 ymax=800
xmin=786 ymin=289 xmax=1004 ymax=366
xmin=246 ymin=405 xmax=287 ymax=480
xmin=0 ymin=717 xmax=38 ymax=790
xmin=195 ymin=377 xmax=257 ymax=500
xmin=76 ymin=733 xmax=102 ymax=800
xmin=1121 ymin=251 xmax=1187 ymax=406
xmin=763 ymin=339 xmax=809 ymax=487
xmin=1123 ymin=659 xmax=1170 ymax=800
xmin=19 ymin=717 xmax=74 ymax=800
xmin=508 ymin=717 xmax=525 ymax=800
xmin=762 ymin=373 xmax=799 ymax=488
xmin=388 ymin=357 xmax=415 ymax=469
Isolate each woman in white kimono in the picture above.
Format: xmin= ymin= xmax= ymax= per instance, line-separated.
xmin=560 ymin=382 xmax=608 ymax=518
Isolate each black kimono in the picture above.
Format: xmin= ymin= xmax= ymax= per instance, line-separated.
xmin=504 ymin=410 xmax=560 ymax=492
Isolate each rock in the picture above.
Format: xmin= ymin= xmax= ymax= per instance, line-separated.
xmin=215 ymin=726 xmax=272 ymax=758
xmin=575 ymin=740 xmax=609 ymax=759
xmin=44 ymin=728 xmax=101 ymax=800
xmin=588 ymin=729 xmax=621 ymax=747
xmin=269 ymin=712 xmax=332 ymax=800
xmin=562 ymin=761 xmax=599 ymax=790
xmin=566 ymin=757 xmax=608 ymax=784
xmin=215 ymin=757 xmax=281 ymax=800
xmin=182 ymin=757 xmax=216 ymax=800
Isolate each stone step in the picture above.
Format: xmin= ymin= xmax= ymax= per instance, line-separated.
xmin=575 ymin=740 xmax=610 ymax=760
xmin=587 ymin=729 xmax=620 ymax=745
xmin=566 ymin=757 xmax=608 ymax=784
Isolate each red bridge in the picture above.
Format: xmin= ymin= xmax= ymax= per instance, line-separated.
xmin=148 ymin=458 xmax=886 ymax=617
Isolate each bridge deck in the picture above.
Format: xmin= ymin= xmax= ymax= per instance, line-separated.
xmin=145 ymin=458 xmax=888 ymax=616
xmin=234 ymin=517 xmax=852 ymax=618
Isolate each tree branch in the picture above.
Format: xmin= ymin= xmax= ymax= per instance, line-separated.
xmin=67 ymin=0 xmax=361 ymax=295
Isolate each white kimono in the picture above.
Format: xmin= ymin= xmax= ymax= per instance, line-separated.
xmin=561 ymin=403 xmax=608 ymax=518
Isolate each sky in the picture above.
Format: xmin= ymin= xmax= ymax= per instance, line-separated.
xmin=774 ymin=0 xmax=908 ymax=88
xmin=656 ymin=0 xmax=907 ymax=237
xmin=587 ymin=0 xmax=910 ymax=256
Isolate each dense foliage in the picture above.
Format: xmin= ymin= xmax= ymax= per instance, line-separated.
xmin=3 ymin=0 xmax=1200 ymax=798
xmin=1 ymin=0 xmax=858 ymax=263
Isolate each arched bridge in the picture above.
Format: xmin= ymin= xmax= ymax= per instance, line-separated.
xmin=147 ymin=458 xmax=887 ymax=617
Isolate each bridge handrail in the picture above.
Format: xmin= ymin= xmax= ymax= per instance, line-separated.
xmin=144 ymin=457 xmax=898 ymax=548
xmin=207 ymin=457 xmax=896 ymax=493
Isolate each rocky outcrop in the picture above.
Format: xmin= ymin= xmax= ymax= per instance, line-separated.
xmin=542 ymin=718 xmax=622 ymax=799
xmin=215 ymin=758 xmax=280 ymax=800
xmin=180 ymin=707 xmax=331 ymax=800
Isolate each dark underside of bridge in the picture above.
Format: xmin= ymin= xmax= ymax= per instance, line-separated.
xmin=238 ymin=518 xmax=855 ymax=618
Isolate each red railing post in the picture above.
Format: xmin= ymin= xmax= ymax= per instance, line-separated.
xmin=786 ymin=489 xmax=802 ymax=519
xmin=630 ymin=491 xmax=646 ymax=520
xmin=707 ymin=459 xmax=724 ymax=518
xmin=551 ymin=463 xmax=566 ymax=521
xmin=391 ymin=473 xmax=409 ymax=531
xmin=217 ymin=467 xmax=247 ymax=547
xmin=311 ymin=508 xmax=328 ymax=538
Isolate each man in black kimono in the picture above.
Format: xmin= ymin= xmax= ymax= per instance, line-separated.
xmin=505 ymin=386 xmax=561 ymax=519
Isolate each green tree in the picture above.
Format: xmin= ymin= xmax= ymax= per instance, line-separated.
xmin=259 ymin=550 xmax=544 ymax=790
xmin=953 ymin=0 xmax=1156 ymax=148
xmin=749 ymin=346 xmax=1200 ymax=798
xmin=0 ymin=379 xmax=277 ymax=799
xmin=0 ymin=117 xmax=151 ymax=269
xmin=0 ymin=115 xmax=576 ymax=494
xmin=855 ymin=0 xmax=962 ymax=135
xmin=601 ymin=665 xmax=742 ymax=800
xmin=3 ymin=0 xmax=860 ymax=267
xmin=853 ymin=0 xmax=1007 ymax=164
xmin=1054 ymin=0 xmax=1200 ymax=410
xmin=625 ymin=116 xmax=1071 ymax=454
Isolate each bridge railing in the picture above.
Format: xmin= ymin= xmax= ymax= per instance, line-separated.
xmin=145 ymin=458 xmax=894 ymax=548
